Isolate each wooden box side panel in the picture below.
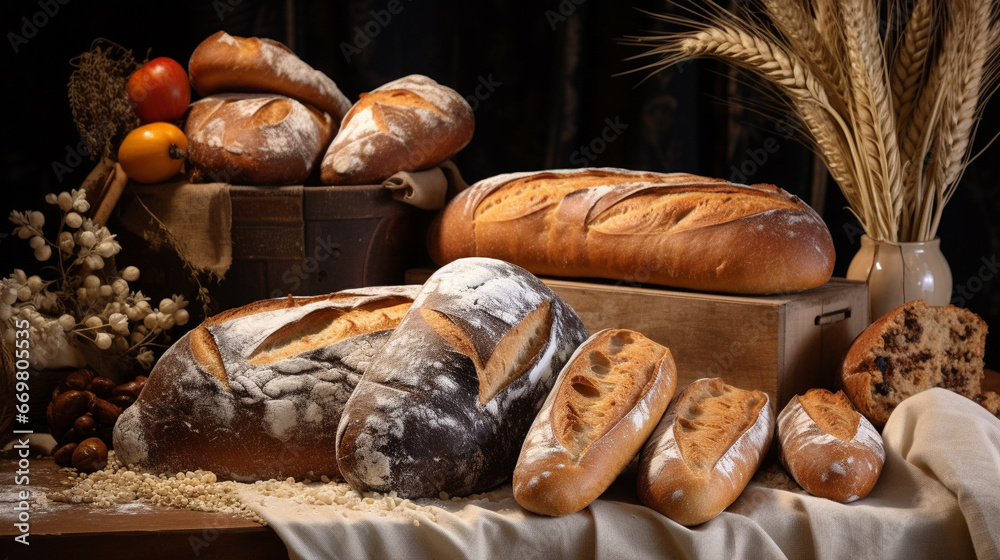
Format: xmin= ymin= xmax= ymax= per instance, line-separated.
xmin=543 ymin=280 xmax=782 ymax=402
xmin=779 ymin=281 xmax=869 ymax=403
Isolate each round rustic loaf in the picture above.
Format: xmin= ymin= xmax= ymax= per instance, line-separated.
xmin=777 ymin=388 xmax=884 ymax=502
xmin=840 ymin=299 xmax=989 ymax=427
xmin=184 ymin=93 xmax=335 ymax=185
xmin=188 ymin=31 xmax=353 ymax=123
xmin=335 ymin=257 xmax=588 ymax=498
xmin=427 ymin=168 xmax=835 ymax=294
xmin=320 ymin=74 xmax=474 ymax=185
xmin=513 ymin=328 xmax=677 ymax=516
xmin=112 ymin=286 xmax=419 ymax=481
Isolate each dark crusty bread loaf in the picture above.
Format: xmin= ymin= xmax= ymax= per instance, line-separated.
xmin=320 ymin=75 xmax=474 ymax=185
xmin=637 ymin=377 xmax=774 ymax=526
xmin=840 ymin=299 xmax=989 ymax=427
xmin=188 ymin=31 xmax=353 ymax=123
xmin=427 ymin=168 xmax=835 ymax=294
xmin=777 ymin=388 xmax=884 ymax=503
xmin=513 ymin=329 xmax=677 ymax=516
xmin=112 ymin=286 xmax=419 ymax=481
xmin=184 ymin=93 xmax=335 ymax=185
xmin=335 ymin=257 xmax=588 ymax=498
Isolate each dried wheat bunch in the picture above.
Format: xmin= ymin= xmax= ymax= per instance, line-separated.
xmin=624 ymin=0 xmax=1000 ymax=242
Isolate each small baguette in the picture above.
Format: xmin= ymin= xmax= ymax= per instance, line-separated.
xmin=637 ymin=377 xmax=774 ymax=526
xmin=188 ymin=31 xmax=353 ymax=123
xmin=427 ymin=168 xmax=835 ymax=294
xmin=320 ymin=74 xmax=474 ymax=185
xmin=513 ymin=329 xmax=677 ymax=516
xmin=777 ymin=389 xmax=884 ymax=503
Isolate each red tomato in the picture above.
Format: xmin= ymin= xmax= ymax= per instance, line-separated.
xmin=127 ymin=57 xmax=191 ymax=124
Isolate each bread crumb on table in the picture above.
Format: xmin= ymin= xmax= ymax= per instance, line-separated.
xmin=45 ymin=452 xmax=511 ymax=526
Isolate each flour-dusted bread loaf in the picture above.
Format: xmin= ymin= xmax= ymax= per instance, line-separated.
xmin=840 ymin=299 xmax=989 ymax=427
xmin=777 ymin=388 xmax=884 ymax=502
xmin=335 ymin=257 xmax=588 ymax=498
xmin=512 ymin=329 xmax=677 ymax=516
xmin=319 ymin=74 xmax=474 ymax=185
xmin=184 ymin=93 xmax=335 ymax=185
xmin=427 ymin=168 xmax=835 ymax=294
xmin=112 ymin=286 xmax=419 ymax=481
xmin=188 ymin=31 xmax=353 ymax=123
xmin=637 ymin=377 xmax=774 ymax=526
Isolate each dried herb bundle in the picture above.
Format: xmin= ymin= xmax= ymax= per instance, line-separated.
xmin=625 ymin=0 xmax=1000 ymax=242
xmin=68 ymin=39 xmax=143 ymax=162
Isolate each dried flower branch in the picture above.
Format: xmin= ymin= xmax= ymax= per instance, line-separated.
xmin=1 ymin=189 xmax=188 ymax=374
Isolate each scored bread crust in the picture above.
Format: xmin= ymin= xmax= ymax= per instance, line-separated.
xmin=426 ymin=168 xmax=835 ymax=294
xmin=335 ymin=257 xmax=588 ymax=499
xmin=319 ymin=74 xmax=474 ymax=185
xmin=184 ymin=93 xmax=335 ymax=185
xmin=188 ymin=31 xmax=353 ymax=123
xmin=512 ymin=329 xmax=677 ymax=516
xmin=637 ymin=377 xmax=774 ymax=526
xmin=777 ymin=389 xmax=884 ymax=503
xmin=112 ymin=286 xmax=420 ymax=481
xmin=840 ymin=299 xmax=989 ymax=427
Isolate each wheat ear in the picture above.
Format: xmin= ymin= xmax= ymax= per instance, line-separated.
xmin=842 ymin=0 xmax=902 ymax=241
xmin=891 ymin=0 xmax=936 ymax=139
xmin=761 ymin=0 xmax=848 ymax=112
xmin=922 ymin=0 xmax=992 ymax=240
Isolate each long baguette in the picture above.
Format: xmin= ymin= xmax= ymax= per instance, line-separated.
xmin=427 ymin=168 xmax=835 ymax=294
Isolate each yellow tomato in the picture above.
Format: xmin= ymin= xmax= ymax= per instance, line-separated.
xmin=117 ymin=122 xmax=188 ymax=184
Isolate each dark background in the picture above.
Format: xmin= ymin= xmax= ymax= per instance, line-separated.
xmin=2 ymin=0 xmax=998 ymax=368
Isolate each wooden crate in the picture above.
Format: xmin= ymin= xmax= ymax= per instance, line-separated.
xmin=406 ymin=270 xmax=869 ymax=409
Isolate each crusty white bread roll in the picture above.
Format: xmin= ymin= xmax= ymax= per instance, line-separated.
xmin=512 ymin=329 xmax=677 ymax=516
xmin=335 ymin=257 xmax=588 ymax=498
xmin=319 ymin=74 xmax=474 ymax=185
xmin=777 ymin=388 xmax=884 ymax=502
xmin=840 ymin=299 xmax=990 ymax=427
xmin=637 ymin=377 xmax=774 ymax=526
xmin=427 ymin=168 xmax=835 ymax=294
xmin=184 ymin=93 xmax=335 ymax=185
xmin=188 ymin=31 xmax=353 ymax=123
xmin=112 ymin=286 xmax=419 ymax=481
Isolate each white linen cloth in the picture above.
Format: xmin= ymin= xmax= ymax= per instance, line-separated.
xmin=240 ymin=388 xmax=1000 ymax=560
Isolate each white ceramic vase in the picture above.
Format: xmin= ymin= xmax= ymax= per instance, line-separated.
xmin=846 ymin=234 xmax=953 ymax=322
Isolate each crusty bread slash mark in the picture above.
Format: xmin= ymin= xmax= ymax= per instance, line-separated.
xmin=421 ymin=300 xmax=553 ymax=405
xmin=248 ymin=300 xmax=412 ymax=365
xmin=189 ymin=327 xmax=230 ymax=390
xmin=674 ymin=379 xmax=767 ymax=473
xmin=553 ymin=330 xmax=668 ymax=457
xmin=798 ymin=389 xmax=860 ymax=442
xmin=251 ymin=97 xmax=294 ymax=127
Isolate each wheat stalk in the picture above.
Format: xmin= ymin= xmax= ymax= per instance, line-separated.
xmin=624 ymin=0 xmax=1000 ymax=243
xmin=761 ymin=0 xmax=848 ymax=112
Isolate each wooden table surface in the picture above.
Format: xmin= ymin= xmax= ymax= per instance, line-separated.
xmin=0 ymin=455 xmax=289 ymax=560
